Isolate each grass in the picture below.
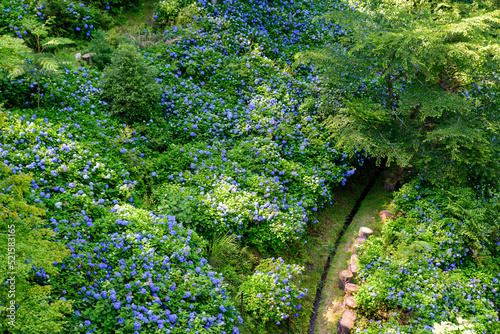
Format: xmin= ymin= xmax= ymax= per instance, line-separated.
xmin=313 ymin=173 xmax=393 ymax=334
xmin=116 ymin=0 xmax=157 ymax=28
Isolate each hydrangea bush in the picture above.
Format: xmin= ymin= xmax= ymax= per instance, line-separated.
xmin=51 ymin=204 xmax=241 ymax=333
xmin=240 ymin=257 xmax=307 ymax=328
xmin=355 ymin=180 xmax=500 ymax=333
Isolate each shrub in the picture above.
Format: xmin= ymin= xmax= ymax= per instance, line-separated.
xmin=153 ymin=183 xmax=195 ymax=226
xmin=50 ymin=204 xmax=241 ymax=333
xmin=88 ymin=29 xmax=114 ymax=70
xmin=240 ymin=258 xmax=307 ymax=328
xmin=38 ymin=0 xmax=109 ymax=40
xmin=154 ymin=0 xmax=194 ymax=27
xmin=355 ymin=180 xmax=500 ymax=332
xmin=102 ymin=43 xmax=162 ymax=122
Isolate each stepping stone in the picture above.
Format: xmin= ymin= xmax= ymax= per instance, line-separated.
xmin=337 ymin=317 xmax=354 ymax=334
xmin=347 ymin=263 xmax=358 ymax=276
xmin=341 ymin=309 xmax=357 ymax=322
xmin=344 ymin=295 xmax=357 ymax=309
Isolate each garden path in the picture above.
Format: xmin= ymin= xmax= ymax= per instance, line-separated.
xmin=309 ymin=171 xmax=393 ymax=334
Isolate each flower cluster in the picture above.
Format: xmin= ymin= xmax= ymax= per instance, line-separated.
xmin=51 ymin=204 xmax=240 ymax=333
xmin=240 ymin=257 xmax=307 ymax=326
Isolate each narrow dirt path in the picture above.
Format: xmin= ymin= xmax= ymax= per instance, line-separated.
xmin=307 ymin=167 xmax=383 ymax=334
xmin=313 ymin=173 xmax=393 ymax=333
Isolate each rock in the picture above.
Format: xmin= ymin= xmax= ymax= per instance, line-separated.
xmin=359 ymin=226 xmax=373 ymax=238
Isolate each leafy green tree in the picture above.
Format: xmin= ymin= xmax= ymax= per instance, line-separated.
xmin=102 ymin=43 xmax=162 ymax=122
xmin=300 ymin=0 xmax=500 ymax=184
xmin=0 ymin=111 xmax=72 ymax=333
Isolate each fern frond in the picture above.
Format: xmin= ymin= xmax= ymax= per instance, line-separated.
xmin=39 ymin=56 xmax=59 ymax=72
xmin=41 ymin=37 xmax=75 ymax=48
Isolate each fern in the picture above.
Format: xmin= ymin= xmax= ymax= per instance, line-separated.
xmin=11 ymin=18 xmax=75 ymax=108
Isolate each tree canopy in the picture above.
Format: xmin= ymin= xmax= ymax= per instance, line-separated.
xmin=299 ymin=0 xmax=500 ymax=184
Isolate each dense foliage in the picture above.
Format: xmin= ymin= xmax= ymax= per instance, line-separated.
xmin=240 ymin=257 xmax=307 ymax=329
xmin=355 ymin=180 xmax=500 ymax=332
xmin=0 ymin=0 xmax=367 ymax=331
xmin=0 ymin=121 xmax=71 ymax=333
xmin=52 ymin=204 xmax=241 ymax=333
xmin=1 ymin=0 xmax=499 ymax=332
xmin=302 ymin=0 xmax=500 ymax=184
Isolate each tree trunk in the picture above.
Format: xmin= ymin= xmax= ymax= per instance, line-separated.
xmin=341 ymin=309 xmax=357 ymax=322
xmin=337 ymin=317 xmax=354 ymax=334
xmin=344 ymin=295 xmax=358 ymax=309
xmin=339 ymin=270 xmax=353 ymax=290
xmin=359 ymin=227 xmax=373 ymax=238
xmin=379 ymin=210 xmax=392 ymax=223
xmin=347 ymin=263 xmax=358 ymax=276
xmin=345 ymin=283 xmax=359 ymax=296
